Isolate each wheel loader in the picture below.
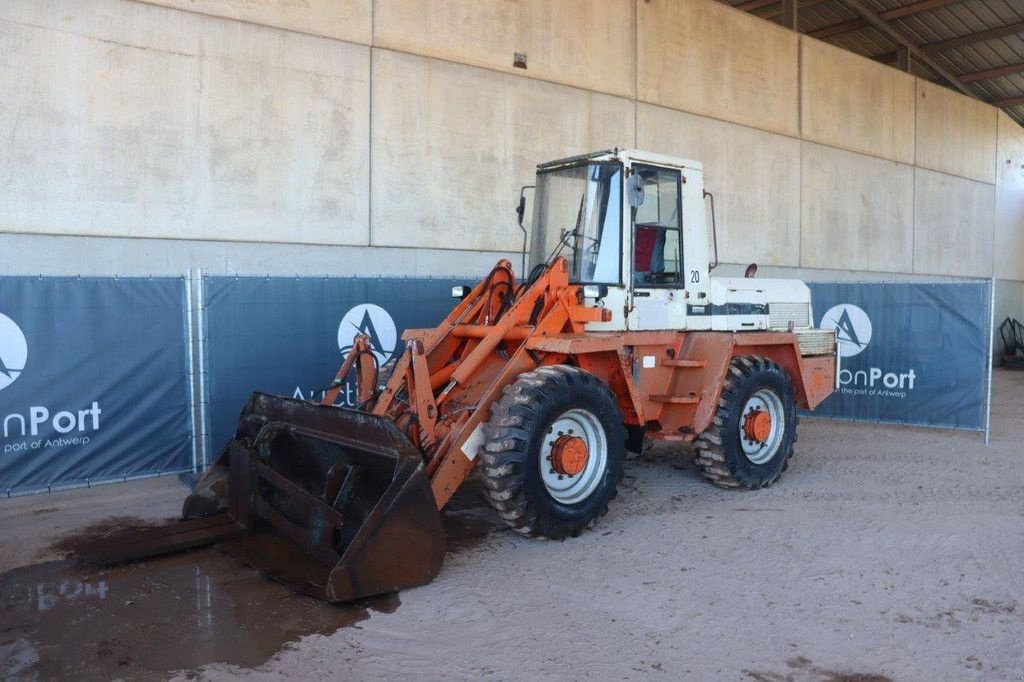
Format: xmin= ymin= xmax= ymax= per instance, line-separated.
xmin=79 ymin=149 xmax=838 ymax=602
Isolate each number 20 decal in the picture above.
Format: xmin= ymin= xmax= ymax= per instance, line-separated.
xmin=690 ymin=270 xmax=700 ymax=283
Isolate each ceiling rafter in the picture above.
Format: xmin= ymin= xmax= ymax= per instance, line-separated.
xmin=723 ymin=0 xmax=1024 ymax=125
xmin=992 ymin=95 xmax=1024 ymax=108
xmin=808 ymin=0 xmax=962 ymax=40
xmin=874 ymin=21 xmax=1024 ymax=62
xmin=835 ymin=0 xmax=975 ymax=97
xmin=733 ymin=0 xmax=831 ymax=18
xmin=960 ymin=62 xmax=1024 ymax=83
xmin=921 ymin=20 xmax=1024 ymax=54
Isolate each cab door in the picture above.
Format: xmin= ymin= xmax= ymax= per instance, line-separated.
xmin=626 ymin=164 xmax=686 ymax=331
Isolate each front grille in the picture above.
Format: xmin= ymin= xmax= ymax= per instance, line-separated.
xmin=769 ymin=302 xmax=810 ymax=330
xmin=796 ymin=329 xmax=837 ymax=357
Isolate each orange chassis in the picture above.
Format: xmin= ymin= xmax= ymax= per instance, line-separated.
xmin=325 ymin=258 xmax=835 ymax=511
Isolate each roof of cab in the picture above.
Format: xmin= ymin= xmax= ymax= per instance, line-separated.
xmin=537 ymin=149 xmax=703 ymax=172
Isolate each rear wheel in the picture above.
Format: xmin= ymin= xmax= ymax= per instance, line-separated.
xmin=694 ymin=355 xmax=797 ymax=489
xmin=480 ymin=365 xmax=626 ymax=539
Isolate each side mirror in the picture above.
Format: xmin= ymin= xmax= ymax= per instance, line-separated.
xmin=627 ymin=173 xmax=645 ymax=208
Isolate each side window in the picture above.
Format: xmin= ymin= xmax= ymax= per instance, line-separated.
xmin=632 ymin=165 xmax=682 ymax=286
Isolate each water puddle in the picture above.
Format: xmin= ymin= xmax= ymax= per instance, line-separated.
xmin=1 ymin=494 xmax=507 ymax=679
xmin=0 ymin=549 xmax=398 ymax=680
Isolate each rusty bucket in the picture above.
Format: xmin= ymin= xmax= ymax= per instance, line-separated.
xmin=77 ymin=393 xmax=446 ymax=603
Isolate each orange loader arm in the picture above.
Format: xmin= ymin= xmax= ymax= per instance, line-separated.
xmin=325 ymin=258 xmax=602 ymax=509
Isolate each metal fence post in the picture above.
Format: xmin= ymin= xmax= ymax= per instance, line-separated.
xmin=196 ymin=268 xmax=211 ymax=468
xmin=185 ymin=269 xmax=199 ymax=472
xmin=985 ymin=277 xmax=995 ymax=445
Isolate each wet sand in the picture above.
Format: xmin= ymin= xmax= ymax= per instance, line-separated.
xmin=0 ymin=491 xmax=506 ymax=680
xmin=2 ymin=372 xmax=1023 ymax=680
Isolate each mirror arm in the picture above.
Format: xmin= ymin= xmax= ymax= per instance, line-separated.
xmin=517 ymin=185 xmax=535 ymax=279
xmin=704 ymin=189 xmax=719 ymax=270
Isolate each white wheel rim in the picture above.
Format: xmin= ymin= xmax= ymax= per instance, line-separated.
xmin=538 ymin=408 xmax=607 ymax=505
xmin=738 ymin=388 xmax=786 ymax=465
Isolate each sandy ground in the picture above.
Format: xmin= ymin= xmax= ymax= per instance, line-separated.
xmin=2 ymin=371 xmax=1023 ymax=681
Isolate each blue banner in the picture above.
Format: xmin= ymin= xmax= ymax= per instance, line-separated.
xmin=202 ymin=277 xmax=461 ymax=455
xmin=0 ymin=277 xmax=192 ymax=494
xmin=809 ymin=281 xmax=990 ymax=431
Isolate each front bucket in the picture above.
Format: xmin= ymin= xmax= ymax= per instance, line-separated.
xmin=193 ymin=393 xmax=445 ymax=602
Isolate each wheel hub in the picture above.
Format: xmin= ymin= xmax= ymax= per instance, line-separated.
xmin=738 ymin=388 xmax=786 ymax=465
xmin=743 ymin=409 xmax=772 ymax=444
xmin=550 ymin=435 xmax=589 ymax=476
xmin=539 ymin=408 xmax=608 ymax=504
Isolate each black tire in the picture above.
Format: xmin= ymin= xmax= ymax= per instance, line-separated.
xmin=693 ymin=355 xmax=798 ymax=489
xmin=480 ymin=365 xmax=626 ymax=539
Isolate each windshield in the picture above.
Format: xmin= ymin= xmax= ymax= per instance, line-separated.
xmin=530 ymin=162 xmax=622 ymax=284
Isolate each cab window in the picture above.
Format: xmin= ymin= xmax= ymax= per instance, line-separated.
xmin=632 ymin=165 xmax=682 ymax=286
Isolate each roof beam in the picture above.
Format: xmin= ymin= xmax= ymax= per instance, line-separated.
xmin=810 ymin=0 xmax=962 ymax=40
xmin=895 ymin=46 xmax=911 ymax=72
xmin=778 ymin=0 xmax=798 ymax=30
xmin=763 ymin=0 xmax=830 ymax=19
xmin=960 ymin=62 xmax=1024 ymax=83
xmin=735 ymin=0 xmax=776 ymax=10
xmin=923 ymin=20 xmax=1024 ymax=53
xmin=836 ymin=0 xmax=976 ymax=98
xmin=874 ymin=21 xmax=1024 ymax=63
xmin=991 ymin=95 xmax=1024 ymax=108
xmin=733 ymin=0 xmax=830 ymax=18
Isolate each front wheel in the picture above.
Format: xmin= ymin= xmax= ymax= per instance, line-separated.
xmin=480 ymin=365 xmax=626 ymax=539
xmin=694 ymin=355 xmax=798 ymax=489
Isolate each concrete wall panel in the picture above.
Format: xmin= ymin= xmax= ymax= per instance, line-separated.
xmin=136 ymin=0 xmax=371 ymax=44
xmin=800 ymin=38 xmax=915 ymax=164
xmin=915 ymin=79 xmax=997 ymax=184
xmin=995 ymin=111 xmax=1024 ymax=281
xmin=801 ymin=143 xmax=914 ymax=272
xmin=373 ymin=0 xmax=634 ymax=98
xmin=637 ymin=104 xmax=800 ymax=267
xmin=370 ymin=49 xmax=634 ymax=253
xmin=0 ymin=0 xmax=371 ymax=245
xmin=0 ymin=233 xmax=512 ymax=277
xmin=914 ymin=169 xmax=995 ymax=277
xmin=637 ymin=0 xmax=798 ymax=137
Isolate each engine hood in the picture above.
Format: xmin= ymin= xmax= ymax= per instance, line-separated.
xmin=708 ymin=277 xmax=811 ymax=304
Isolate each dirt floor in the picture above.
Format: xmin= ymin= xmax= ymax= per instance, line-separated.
xmin=2 ymin=371 xmax=1022 ymax=681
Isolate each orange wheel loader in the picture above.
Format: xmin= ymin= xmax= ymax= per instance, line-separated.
xmin=78 ymin=150 xmax=838 ymax=602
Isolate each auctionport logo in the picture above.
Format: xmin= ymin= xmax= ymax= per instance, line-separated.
xmin=1 ymin=312 xmax=104 ymax=453
xmin=821 ymin=302 xmax=916 ymax=396
xmin=0 ymin=313 xmax=28 ymax=392
xmin=337 ymin=304 xmax=398 ymax=365
xmin=296 ymin=304 xmax=399 ymax=406
xmin=820 ymin=304 xmax=872 ymax=358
